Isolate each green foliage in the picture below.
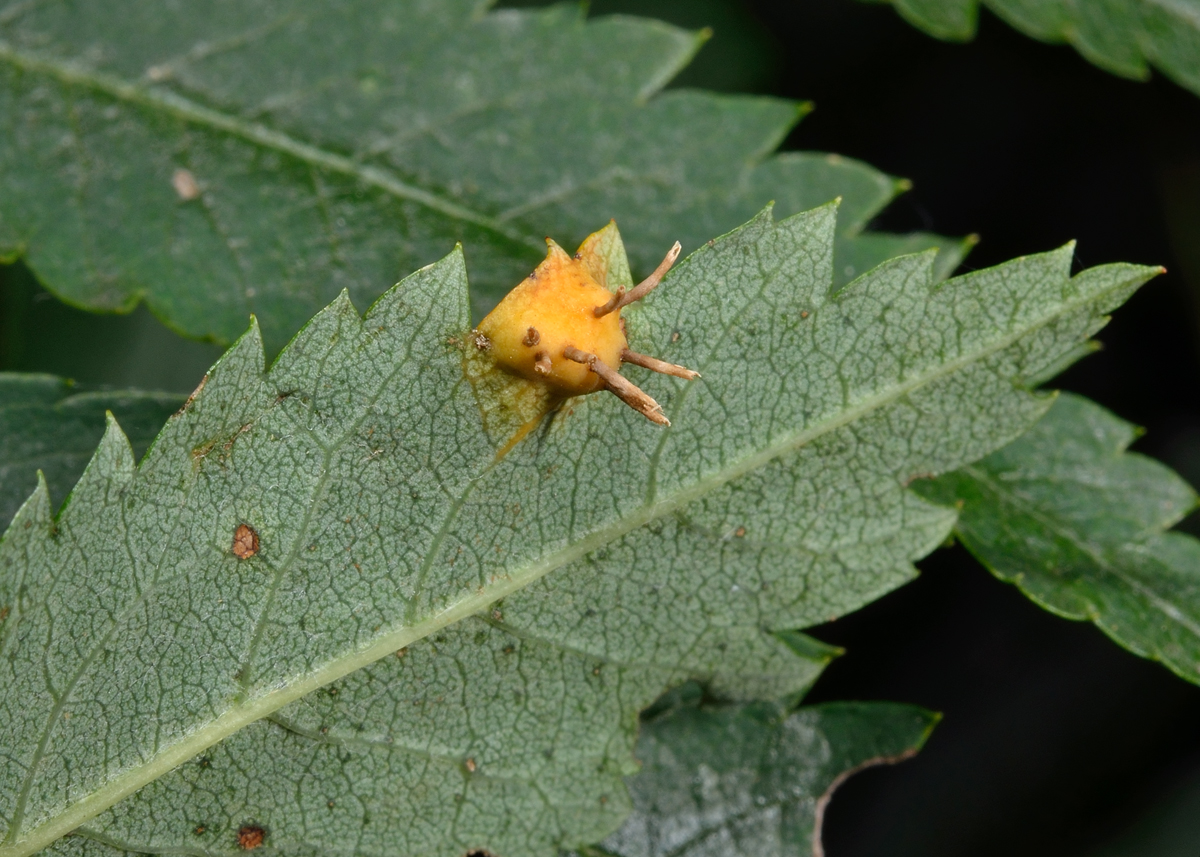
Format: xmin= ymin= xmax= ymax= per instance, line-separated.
xmin=584 ymin=697 xmax=938 ymax=857
xmin=866 ymin=0 xmax=1200 ymax=96
xmin=0 ymin=0 xmax=968 ymax=352
xmin=918 ymin=393 xmax=1200 ymax=685
xmin=1 ymin=3 xmax=1194 ymax=855
xmin=0 ymin=205 xmax=1155 ymax=856
xmin=0 ymin=375 xmax=181 ymax=523
xmin=42 ymin=696 xmax=940 ymax=854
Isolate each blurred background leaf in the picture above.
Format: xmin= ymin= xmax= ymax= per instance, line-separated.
xmin=0 ymin=0 xmax=965 ymax=353
xmin=860 ymin=0 xmax=1200 ymax=96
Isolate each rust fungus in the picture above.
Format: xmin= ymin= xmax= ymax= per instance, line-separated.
xmin=465 ymin=758 xmax=477 ymax=773
xmin=491 ymin=609 xmax=503 ymax=622
xmin=237 ymin=826 xmax=266 ymax=850
xmin=475 ymin=228 xmax=699 ymax=426
xmin=0 ymin=606 xmax=8 ymax=623
xmin=194 ymin=826 xmax=206 ymax=835
xmin=734 ymin=527 xmax=746 ymax=537
xmin=232 ymin=524 xmax=259 ymax=560
xmin=395 ymin=647 xmax=409 ymax=658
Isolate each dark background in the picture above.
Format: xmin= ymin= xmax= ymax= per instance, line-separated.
xmin=580 ymin=0 xmax=1200 ymax=854
xmin=4 ymin=1 xmax=1200 ymax=854
xmin=629 ymin=1 xmax=1200 ymax=855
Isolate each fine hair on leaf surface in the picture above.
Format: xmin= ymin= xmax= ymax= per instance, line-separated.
xmin=0 ymin=200 xmax=1161 ymax=856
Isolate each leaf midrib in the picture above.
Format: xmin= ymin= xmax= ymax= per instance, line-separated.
xmin=0 ymin=40 xmax=542 ymax=254
xmin=0 ymin=273 xmax=1138 ymax=857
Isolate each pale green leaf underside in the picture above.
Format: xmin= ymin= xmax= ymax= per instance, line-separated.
xmin=0 ymin=205 xmax=1156 ymax=856
xmin=59 ymin=624 xmax=833 ymax=857
xmin=867 ymin=0 xmax=1200 ymax=96
xmin=577 ymin=698 xmax=938 ymax=857
xmin=0 ymin=375 xmax=182 ymax=526
xmin=46 ymin=701 xmax=936 ymax=857
xmin=0 ymin=0 xmax=967 ymax=351
xmin=917 ymin=393 xmax=1200 ymax=685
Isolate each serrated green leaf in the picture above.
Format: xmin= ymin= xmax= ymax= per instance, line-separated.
xmin=55 ymin=623 xmax=836 ymax=857
xmin=0 ymin=0 xmax=967 ymax=352
xmin=0 ymin=374 xmax=182 ymax=526
xmin=575 ymin=697 xmax=939 ymax=857
xmin=0 ymin=206 xmax=1158 ymax=856
xmin=866 ymin=0 xmax=1200 ymax=96
xmin=916 ymin=392 xmax=1200 ymax=685
xmin=40 ymin=700 xmax=938 ymax=857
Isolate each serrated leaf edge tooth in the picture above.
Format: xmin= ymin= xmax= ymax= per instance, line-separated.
xmin=53 ymin=414 xmax=135 ymax=526
xmin=364 ymin=245 xmax=469 ymax=329
xmin=5 ymin=472 xmax=52 ymax=536
xmin=833 ymin=247 xmax=937 ymax=298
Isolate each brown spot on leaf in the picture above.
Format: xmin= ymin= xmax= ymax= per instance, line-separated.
xmin=734 ymin=527 xmax=746 ymax=537
xmin=176 ymin=375 xmax=207 ymax=415
xmin=237 ymin=826 xmax=266 ymax=850
xmin=194 ymin=826 xmax=206 ymax=835
xmin=465 ymin=758 xmax=477 ymax=772
xmin=491 ymin=609 xmax=503 ymax=621
xmin=0 ymin=606 xmax=8 ymax=623
xmin=172 ymin=168 xmax=200 ymax=201
xmin=232 ymin=524 xmax=259 ymax=559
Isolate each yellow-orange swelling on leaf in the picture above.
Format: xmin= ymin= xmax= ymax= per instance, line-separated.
xmin=475 ymin=226 xmax=695 ymax=426
xmin=477 ymin=240 xmax=625 ymax=395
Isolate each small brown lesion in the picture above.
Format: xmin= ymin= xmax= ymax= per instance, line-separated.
xmin=522 ymin=327 xmax=541 ymax=347
xmin=237 ymin=825 xmax=266 ymax=850
xmin=176 ymin=375 xmax=208 ymax=416
xmin=172 ymin=168 xmax=200 ymax=201
xmin=232 ymin=524 xmax=259 ymax=560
